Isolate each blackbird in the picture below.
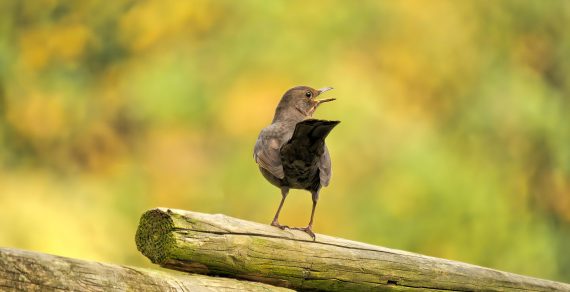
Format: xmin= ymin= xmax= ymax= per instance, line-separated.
xmin=254 ymin=86 xmax=339 ymax=240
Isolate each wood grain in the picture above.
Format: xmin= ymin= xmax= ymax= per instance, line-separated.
xmin=136 ymin=208 xmax=570 ymax=291
xmin=0 ymin=247 xmax=292 ymax=291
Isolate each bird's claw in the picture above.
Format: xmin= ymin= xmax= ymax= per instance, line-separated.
xmin=270 ymin=221 xmax=289 ymax=230
xmin=291 ymin=226 xmax=316 ymax=241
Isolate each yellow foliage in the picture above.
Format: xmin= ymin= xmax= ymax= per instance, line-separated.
xmin=118 ymin=0 xmax=217 ymax=52
xmin=6 ymin=91 xmax=67 ymax=141
xmin=142 ymin=127 xmax=208 ymax=205
xmin=219 ymin=75 xmax=291 ymax=136
xmin=19 ymin=24 xmax=91 ymax=71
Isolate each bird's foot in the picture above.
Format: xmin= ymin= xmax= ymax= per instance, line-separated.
xmin=290 ymin=226 xmax=316 ymax=241
xmin=270 ymin=221 xmax=289 ymax=230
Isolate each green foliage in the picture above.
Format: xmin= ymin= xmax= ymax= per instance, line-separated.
xmin=0 ymin=0 xmax=569 ymax=282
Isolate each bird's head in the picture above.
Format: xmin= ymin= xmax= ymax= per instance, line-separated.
xmin=273 ymin=86 xmax=335 ymax=122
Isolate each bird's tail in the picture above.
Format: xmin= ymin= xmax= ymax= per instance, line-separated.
xmin=289 ymin=119 xmax=340 ymax=149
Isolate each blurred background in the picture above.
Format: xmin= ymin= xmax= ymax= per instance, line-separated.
xmin=1 ymin=0 xmax=569 ymax=282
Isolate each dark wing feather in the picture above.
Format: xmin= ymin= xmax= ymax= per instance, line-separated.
xmin=254 ymin=131 xmax=284 ymax=179
xmin=288 ymin=119 xmax=339 ymax=187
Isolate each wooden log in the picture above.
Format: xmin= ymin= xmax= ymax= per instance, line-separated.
xmin=136 ymin=208 xmax=570 ymax=292
xmin=0 ymin=247 xmax=292 ymax=291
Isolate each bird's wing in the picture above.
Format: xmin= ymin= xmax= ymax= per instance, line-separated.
xmin=287 ymin=119 xmax=338 ymax=188
xmin=254 ymin=131 xmax=285 ymax=179
xmin=319 ymin=144 xmax=332 ymax=187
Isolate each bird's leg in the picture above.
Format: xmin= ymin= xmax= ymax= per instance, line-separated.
xmin=271 ymin=187 xmax=289 ymax=230
xmin=292 ymin=189 xmax=319 ymax=240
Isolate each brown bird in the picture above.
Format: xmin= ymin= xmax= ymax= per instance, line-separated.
xmin=254 ymin=86 xmax=339 ymax=240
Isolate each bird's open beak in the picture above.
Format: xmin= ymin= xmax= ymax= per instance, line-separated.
xmin=315 ymin=87 xmax=336 ymax=104
xmin=318 ymin=87 xmax=334 ymax=94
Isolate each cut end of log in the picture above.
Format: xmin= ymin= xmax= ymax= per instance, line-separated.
xmin=135 ymin=208 xmax=176 ymax=264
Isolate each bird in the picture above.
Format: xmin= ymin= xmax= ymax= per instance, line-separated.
xmin=253 ymin=86 xmax=339 ymax=240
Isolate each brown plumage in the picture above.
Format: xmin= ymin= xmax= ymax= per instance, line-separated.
xmin=254 ymin=86 xmax=339 ymax=240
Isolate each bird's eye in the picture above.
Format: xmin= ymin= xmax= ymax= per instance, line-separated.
xmin=305 ymin=91 xmax=312 ymax=98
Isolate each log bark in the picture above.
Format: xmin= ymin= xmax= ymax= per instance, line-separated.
xmin=136 ymin=208 xmax=570 ymax=292
xmin=0 ymin=247 xmax=292 ymax=291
